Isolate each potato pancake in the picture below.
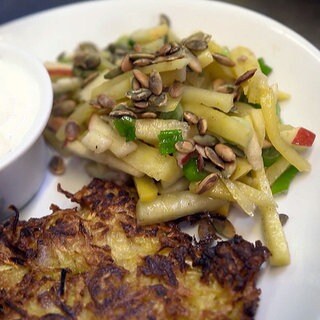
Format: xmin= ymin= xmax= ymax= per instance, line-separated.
xmin=0 ymin=179 xmax=269 ymax=319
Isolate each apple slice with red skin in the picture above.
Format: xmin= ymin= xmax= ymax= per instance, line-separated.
xmin=280 ymin=127 xmax=316 ymax=147
xmin=45 ymin=62 xmax=73 ymax=78
xmin=47 ymin=68 xmax=73 ymax=77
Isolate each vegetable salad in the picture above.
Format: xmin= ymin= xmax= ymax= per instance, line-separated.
xmin=44 ymin=15 xmax=316 ymax=267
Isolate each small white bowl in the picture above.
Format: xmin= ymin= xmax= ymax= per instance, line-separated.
xmin=0 ymin=42 xmax=52 ymax=216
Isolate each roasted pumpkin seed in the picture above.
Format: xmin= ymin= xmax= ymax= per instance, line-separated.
xmin=140 ymin=112 xmax=158 ymax=119
xmin=185 ymin=39 xmax=208 ymax=51
xmin=234 ymin=68 xmax=257 ymax=85
xmin=49 ymin=155 xmax=65 ymax=176
xmin=133 ymin=69 xmax=149 ymax=88
xmin=211 ymin=217 xmax=236 ymax=239
xmin=169 ymin=81 xmax=184 ymax=98
xmin=65 ymin=120 xmax=80 ymax=142
xmin=126 ymin=88 xmax=152 ymax=101
xmin=120 ymin=54 xmax=133 ymax=72
xmin=53 ymin=100 xmax=76 ymax=117
xmin=193 ymin=134 xmax=218 ymax=147
xmin=195 ymin=172 xmax=219 ymax=194
xmin=221 ymin=161 xmax=237 ymax=178
xmin=204 ymin=146 xmax=225 ymax=169
xmin=109 ymin=108 xmax=137 ymax=119
xmin=214 ymin=143 xmax=236 ymax=162
xmin=97 ymin=94 xmax=116 ymax=109
xmin=212 ymin=52 xmax=235 ymax=67
xmin=149 ymin=70 xmax=163 ymax=95
xmin=183 ymin=111 xmax=199 ymax=125
xmin=198 ymin=219 xmax=216 ymax=241
xmin=148 ymin=92 xmax=167 ymax=108
xmin=157 ymin=43 xmax=172 ymax=56
xmin=175 ymin=139 xmax=195 ymax=153
xmin=197 ymin=118 xmax=208 ymax=135
xmin=279 ymin=213 xmax=289 ymax=226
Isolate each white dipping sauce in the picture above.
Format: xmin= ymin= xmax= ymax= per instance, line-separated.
xmin=0 ymin=59 xmax=40 ymax=157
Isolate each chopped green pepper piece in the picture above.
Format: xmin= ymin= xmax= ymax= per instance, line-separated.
xmin=128 ymin=38 xmax=135 ymax=48
xmin=271 ymin=165 xmax=299 ymax=195
xmin=183 ymin=158 xmax=207 ymax=182
xmin=114 ymin=116 xmax=136 ymax=142
xmin=250 ymin=102 xmax=262 ymax=109
xmin=262 ymin=147 xmax=281 ymax=167
xmin=158 ymin=129 xmax=183 ymax=155
xmin=258 ymin=57 xmax=273 ymax=76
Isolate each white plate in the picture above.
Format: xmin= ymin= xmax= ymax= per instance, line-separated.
xmin=1 ymin=1 xmax=320 ymax=319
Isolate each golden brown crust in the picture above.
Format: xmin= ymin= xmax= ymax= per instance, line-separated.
xmin=0 ymin=178 xmax=269 ymax=319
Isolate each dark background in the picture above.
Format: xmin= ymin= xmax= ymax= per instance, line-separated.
xmin=1 ymin=0 xmax=320 ymax=49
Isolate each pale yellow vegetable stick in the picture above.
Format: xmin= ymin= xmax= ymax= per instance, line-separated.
xmin=242 ymin=115 xmax=263 ymax=171
xmin=140 ymin=38 xmax=164 ymax=52
xmin=204 ymin=61 xmax=235 ymax=81
xmin=157 ymin=96 xmax=181 ymax=113
xmin=80 ymin=69 xmax=111 ymax=101
xmin=196 ymin=49 xmax=214 ymax=68
xmin=190 ymin=180 xmax=274 ymax=207
xmin=159 ymin=177 xmax=189 ymax=195
xmin=161 ymin=68 xmax=186 ymax=87
xmin=81 ymin=129 xmax=112 ymax=154
xmin=253 ymin=169 xmax=290 ymax=266
xmin=190 ymin=180 xmax=233 ymax=202
xmin=135 ymin=119 xmax=189 ymax=146
xmin=137 ymin=191 xmax=226 ymax=225
xmin=221 ymin=178 xmax=256 ymax=216
xmin=207 ymin=41 xmax=227 ymax=55
xmin=230 ymin=158 xmax=252 ymax=181
xmin=234 ymin=181 xmax=276 ymax=207
xmin=265 ymin=156 xmax=291 ymax=185
xmin=122 ymin=141 xmax=182 ymax=184
xmin=130 ymin=23 xmax=169 ymax=44
xmin=183 ymin=103 xmax=253 ymax=148
xmin=134 ymin=176 xmax=158 ymax=202
xmin=140 ymin=58 xmax=189 ymax=74
xmin=67 ymin=141 xmax=143 ymax=177
xmin=92 ymin=58 xmax=189 ymax=99
xmin=91 ymin=72 xmax=132 ymax=98
xmin=95 ymin=77 xmax=131 ymax=100
xmin=182 ymin=86 xmax=234 ymax=113
xmin=235 ymin=102 xmax=265 ymax=147
xmin=216 ymin=203 xmax=231 ymax=217
xmin=277 ymin=90 xmax=291 ymax=101
xmin=260 ymin=87 xmax=310 ymax=172
xmin=88 ymin=114 xmax=137 ymax=158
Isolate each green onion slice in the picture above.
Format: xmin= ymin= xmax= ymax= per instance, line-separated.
xmin=258 ymin=57 xmax=273 ymax=76
xmin=271 ymin=165 xmax=299 ymax=195
xmin=114 ymin=116 xmax=136 ymax=142
xmin=262 ymin=147 xmax=281 ymax=167
xmin=158 ymin=129 xmax=183 ymax=155
xmin=183 ymin=158 xmax=207 ymax=182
